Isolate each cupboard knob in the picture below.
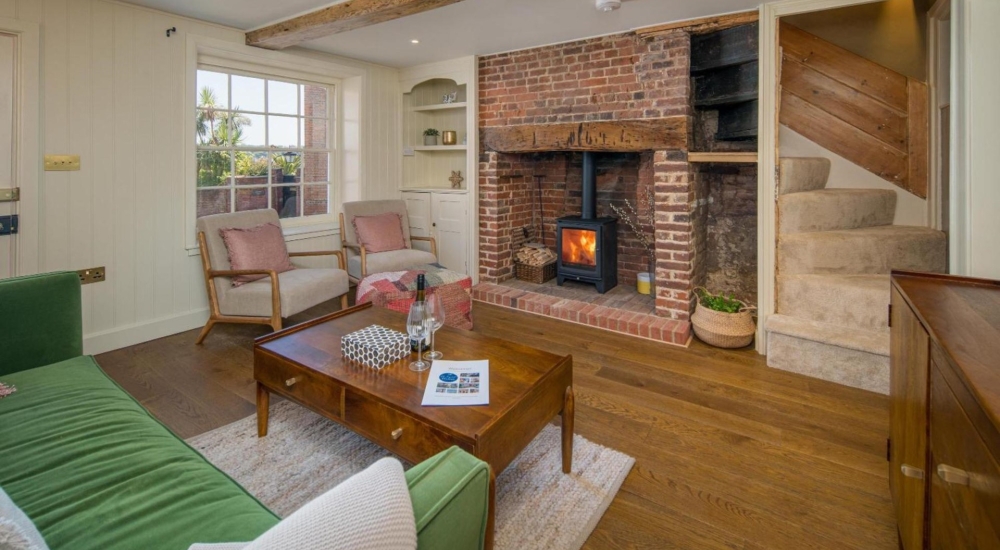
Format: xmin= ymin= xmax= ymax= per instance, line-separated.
xmin=391 ymin=428 xmax=403 ymax=440
xmin=937 ymin=464 xmax=970 ymax=486
xmin=285 ymin=377 xmax=298 ymax=387
xmin=900 ymin=464 xmax=925 ymax=479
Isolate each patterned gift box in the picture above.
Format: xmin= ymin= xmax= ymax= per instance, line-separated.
xmin=341 ymin=324 xmax=410 ymax=370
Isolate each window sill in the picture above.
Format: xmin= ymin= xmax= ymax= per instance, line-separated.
xmin=185 ymin=222 xmax=340 ymax=256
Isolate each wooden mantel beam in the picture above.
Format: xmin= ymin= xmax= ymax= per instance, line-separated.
xmin=481 ymin=119 xmax=687 ymax=153
xmin=246 ymin=0 xmax=466 ymax=50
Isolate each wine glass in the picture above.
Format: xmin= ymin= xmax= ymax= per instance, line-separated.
xmin=423 ymin=293 xmax=446 ymax=361
xmin=407 ymin=302 xmax=430 ymax=372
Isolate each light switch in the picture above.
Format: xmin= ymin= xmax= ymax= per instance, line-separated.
xmin=44 ymin=155 xmax=81 ymax=171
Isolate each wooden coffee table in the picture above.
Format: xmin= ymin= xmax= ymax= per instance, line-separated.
xmin=253 ymin=302 xmax=573 ymax=546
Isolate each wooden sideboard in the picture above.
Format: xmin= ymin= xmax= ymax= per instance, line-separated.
xmin=889 ymin=271 xmax=1000 ymax=549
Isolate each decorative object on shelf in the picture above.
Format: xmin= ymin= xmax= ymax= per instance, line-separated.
xmin=691 ymin=287 xmax=756 ymax=348
xmin=609 ymin=186 xmax=656 ymax=296
xmin=441 ymin=91 xmax=457 ymax=104
xmin=341 ymin=324 xmax=410 ymax=370
xmin=514 ymin=245 xmax=557 ymax=284
xmin=448 ymin=170 xmax=464 ymax=189
xmin=442 ymin=130 xmax=457 ymax=146
xmin=423 ymin=128 xmax=439 ymax=146
xmin=461 ymin=134 xmax=467 ymax=145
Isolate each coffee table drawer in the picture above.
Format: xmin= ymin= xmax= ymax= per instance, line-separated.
xmin=256 ymin=355 xmax=344 ymax=417
xmin=344 ymin=390 xmax=464 ymax=462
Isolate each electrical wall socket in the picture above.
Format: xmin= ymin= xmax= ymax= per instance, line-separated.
xmin=77 ymin=266 xmax=105 ymax=285
xmin=44 ymin=155 xmax=81 ymax=171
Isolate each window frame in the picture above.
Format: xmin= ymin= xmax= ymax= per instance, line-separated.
xmin=194 ymin=65 xmax=336 ymax=223
xmin=184 ymin=35 xmax=364 ymax=253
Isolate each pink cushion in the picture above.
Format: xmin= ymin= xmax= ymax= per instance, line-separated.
xmin=219 ymin=222 xmax=296 ymax=287
xmin=352 ymin=212 xmax=407 ymax=253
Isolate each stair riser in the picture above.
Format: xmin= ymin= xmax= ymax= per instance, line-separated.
xmin=779 ymin=158 xmax=830 ymax=195
xmin=779 ymin=232 xmax=947 ymax=275
xmin=778 ymin=279 xmax=889 ymax=331
xmin=766 ymin=332 xmax=889 ymax=394
xmin=779 ymin=191 xmax=896 ymax=234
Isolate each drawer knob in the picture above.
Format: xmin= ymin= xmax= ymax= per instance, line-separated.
xmin=937 ymin=464 xmax=970 ymax=486
xmin=901 ymin=464 xmax=925 ymax=479
xmin=391 ymin=428 xmax=403 ymax=440
xmin=285 ymin=377 xmax=298 ymax=387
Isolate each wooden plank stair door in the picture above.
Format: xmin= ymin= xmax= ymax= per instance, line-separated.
xmin=779 ymin=22 xmax=929 ymax=198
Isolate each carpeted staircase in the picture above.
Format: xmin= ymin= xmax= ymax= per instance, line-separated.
xmin=765 ymin=157 xmax=947 ymax=394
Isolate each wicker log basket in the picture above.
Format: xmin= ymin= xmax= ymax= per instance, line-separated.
xmin=514 ymin=245 xmax=557 ymax=284
xmin=691 ymin=288 xmax=757 ymax=348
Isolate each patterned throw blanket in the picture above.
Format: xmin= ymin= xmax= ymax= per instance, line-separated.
xmin=356 ymin=264 xmax=473 ymax=330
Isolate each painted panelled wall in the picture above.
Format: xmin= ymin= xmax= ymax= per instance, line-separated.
xmin=0 ymin=0 xmax=402 ymax=353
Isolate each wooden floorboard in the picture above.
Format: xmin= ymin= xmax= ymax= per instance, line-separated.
xmin=96 ymin=299 xmax=895 ymax=550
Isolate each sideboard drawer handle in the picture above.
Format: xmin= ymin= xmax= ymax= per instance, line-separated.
xmin=900 ymin=464 xmax=925 ymax=479
xmin=391 ymin=428 xmax=403 ymax=440
xmin=285 ymin=377 xmax=298 ymax=387
xmin=937 ymin=464 xmax=970 ymax=486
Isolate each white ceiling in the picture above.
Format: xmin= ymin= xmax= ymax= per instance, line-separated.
xmin=124 ymin=0 xmax=763 ymax=68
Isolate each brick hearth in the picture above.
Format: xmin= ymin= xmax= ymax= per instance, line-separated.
xmin=473 ymin=283 xmax=691 ymax=346
xmin=475 ymin=27 xmax=703 ymax=344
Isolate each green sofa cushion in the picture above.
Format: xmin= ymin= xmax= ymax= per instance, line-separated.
xmin=0 ymin=272 xmax=83 ymax=376
xmin=0 ymin=357 xmax=279 ymax=550
xmin=405 ymin=446 xmax=491 ymax=550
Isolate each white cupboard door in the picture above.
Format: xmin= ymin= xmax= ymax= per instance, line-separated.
xmin=402 ymin=192 xmax=432 ymax=253
xmin=431 ymin=193 xmax=468 ymax=274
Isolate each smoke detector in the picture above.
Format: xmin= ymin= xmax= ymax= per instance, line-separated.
xmin=596 ymin=0 xmax=621 ymax=13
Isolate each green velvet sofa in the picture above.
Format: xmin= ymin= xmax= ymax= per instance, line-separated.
xmin=0 ymin=272 xmax=490 ymax=550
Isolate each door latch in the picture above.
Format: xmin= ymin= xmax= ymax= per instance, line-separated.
xmin=0 ymin=215 xmax=18 ymax=236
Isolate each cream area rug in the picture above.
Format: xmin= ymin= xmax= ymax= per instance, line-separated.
xmin=188 ymin=400 xmax=634 ymax=550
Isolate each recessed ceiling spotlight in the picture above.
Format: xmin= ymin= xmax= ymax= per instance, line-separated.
xmin=411 ymin=39 xmax=420 ymax=44
xmin=595 ymin=0 xmax=621 ymax=12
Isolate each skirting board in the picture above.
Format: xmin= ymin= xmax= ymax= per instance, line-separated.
xmin=83 ymin=308 xmax=209 ymax=356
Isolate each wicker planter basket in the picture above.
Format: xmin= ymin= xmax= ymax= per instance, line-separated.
xmin=515 ymin=260 xmax=556 ymax=284
xmin=691 ymin=300 xmax=756 ymax=349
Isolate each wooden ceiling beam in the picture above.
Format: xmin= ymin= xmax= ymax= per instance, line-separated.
xmin=635 ymin=10 xmax=758 ymax=38
xmin=481 ymin=119 xmax=687 ymax=153
xmin=246 ymin=0 xmax=466 ymax=50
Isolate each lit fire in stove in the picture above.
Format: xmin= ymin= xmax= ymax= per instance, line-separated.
xmin=561 ymin=228 xmax=597 ymax=267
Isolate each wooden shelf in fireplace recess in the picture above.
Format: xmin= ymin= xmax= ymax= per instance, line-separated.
xmin=688 ymin=152 xmax=758 ymax=163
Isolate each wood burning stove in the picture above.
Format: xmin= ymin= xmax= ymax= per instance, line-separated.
xmin=556 ymin=152 xmax=618 ymax=293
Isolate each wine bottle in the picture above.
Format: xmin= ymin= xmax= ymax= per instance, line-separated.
xmin=410 ymin=275 xmax=429 ymax=352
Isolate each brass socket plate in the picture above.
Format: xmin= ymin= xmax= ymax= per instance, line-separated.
xmin=0 ymin=188 xmax=18 ymax=202
xmin=77 ymin=266 xmax=105 ymax=285
xmin=44 ymin=155 xmax=81 ymax=171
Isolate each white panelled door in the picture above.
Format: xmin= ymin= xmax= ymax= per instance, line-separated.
xmin=431 ymin=193 xmax=468 ymax=274
xmin=402 ymin=191 xmax=433 ymax=253
xmin=0 ymin=33 xmax=14 ymax=279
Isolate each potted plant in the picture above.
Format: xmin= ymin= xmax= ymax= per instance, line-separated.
xmin=272 ymin=152 xmax=302 ymax=182
xmin=691 ymin=288 xmax=756 ymax=348
xmin=423 ymin=128 xmax=440 ymax=146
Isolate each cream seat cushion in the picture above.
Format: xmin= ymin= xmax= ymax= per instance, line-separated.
xmin=348 ymin=249 xmax=437 ymax=280
xmin=222 ymin=268 xmax=349 ymax=318
xmin=189 ymin=458 xmax=416 ymax=550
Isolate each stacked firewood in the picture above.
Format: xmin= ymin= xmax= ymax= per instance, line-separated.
xmin=515 ymin=246 xmax=557 ymax=266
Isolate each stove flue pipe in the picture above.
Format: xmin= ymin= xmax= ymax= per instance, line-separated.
xmin=582 ymin=151 xmax=596 ymax=220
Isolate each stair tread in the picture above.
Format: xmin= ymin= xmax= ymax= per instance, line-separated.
xmin=778 ymin=157 xmax=830 ymax=195
xmin=765 ymin=313 xmax=889 ymax=356
xmin=778 ymin=189 xmax=897 ymax=234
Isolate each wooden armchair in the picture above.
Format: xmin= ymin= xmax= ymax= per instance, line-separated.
xmin=339 ymin=200 xmax=438 ymax=282
xmin=195 ymin=209 xmax=351 ymax=344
